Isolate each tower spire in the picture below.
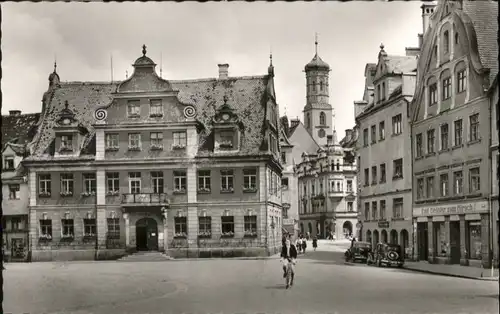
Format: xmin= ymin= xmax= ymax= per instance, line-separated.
xmin=54 ymin=54 xmax=57 ymax=73
xmin=315 ymin=32 xmax=318 ymax=55
xmin=160 ymin=52 xmax=163 ymax=78
xmin=270 ymin=46 xmax=273 ymax=66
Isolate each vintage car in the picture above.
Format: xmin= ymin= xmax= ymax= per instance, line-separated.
xmin=367 ymin=243 xmax=404 ymax=268
xmin=344 ymin=241 xmax=372 ymax=263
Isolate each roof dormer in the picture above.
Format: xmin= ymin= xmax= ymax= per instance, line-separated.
xmin=53 ymin=100 xmax=89 ymax=157
xmin=212 ymin=95 xmax=243 ymax=153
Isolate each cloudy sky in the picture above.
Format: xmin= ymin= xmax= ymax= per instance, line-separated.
xmin=2 ymin=2 xmax=423 ymax=135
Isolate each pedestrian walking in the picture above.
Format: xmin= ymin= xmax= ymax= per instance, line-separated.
xmin=296 ymin=238 xmax=302 ymax=254
xmin=312 ymin=236 xmax=318 ymax=251
xmin=302 ymin=237 xmax=307 ymax=254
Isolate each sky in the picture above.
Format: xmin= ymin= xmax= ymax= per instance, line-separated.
xmin=2 ymin=1 xmax=424 ymax=137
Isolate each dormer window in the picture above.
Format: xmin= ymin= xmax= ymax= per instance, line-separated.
xmin=220 ymin=131 xmax=234 ymax=149
xmin=60 ymin=135 xmax=73 ymax=151
xmin=149 ymin=99 xmax=163 ymax=117
xmin=212 ymin=95 xmax=242 ymax=152
xmin=127 ymin=100 xmax=140 ymax=117
xmin=3 ymin=156 xmax=15 ymax=170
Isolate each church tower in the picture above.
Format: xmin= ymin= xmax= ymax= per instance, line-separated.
xmin=303 ymin=35 xmax=333 ymax=147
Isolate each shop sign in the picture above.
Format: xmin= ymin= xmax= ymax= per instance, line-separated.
xmin=378 ymin=221 xmax=389 ymax=228
xmin=283 ymin=218 xmax=295 ymax=225
xmin=412 ymin=201 xmax=488 ymax=217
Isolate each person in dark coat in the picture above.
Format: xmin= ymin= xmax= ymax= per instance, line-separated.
xmin=312 ymin=236 xmax=318 ymax=251
xmin=301 ymin=236 xmax=307 ymax=254
xmin=280 ymin=237 xmax=298 ymax=286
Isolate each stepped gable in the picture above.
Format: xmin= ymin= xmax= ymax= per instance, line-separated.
xmin=29 ymin=75 xmax=272 ymax=158
xmin=1 ymin=113 xmax=41 ymax=148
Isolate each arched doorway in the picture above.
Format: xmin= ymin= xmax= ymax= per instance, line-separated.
xmin=381 ymin=229 xmax=388 ymax=243
xmin=366 ymin=230 xmax=372 ymax=244
xmin=373 ymin=230 xmax=379 ymax=246
xmin=342 ymin=221 xmax=353 ymax=238
xmin=401 ymin=229 xmax=409 ymax=258
xmin=390 ymin=229 xmax=398 ymax=245
xmin=136 ymin=217 xmax=158 ymax=251
xmin=308 ymin=222 xmax=312 ymax=235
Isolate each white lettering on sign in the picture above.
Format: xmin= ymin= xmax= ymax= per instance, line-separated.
xmin=413 ymin=201 xmax=488 ymax=217
xmin=283 ymin=218 xmax=295 ymax=225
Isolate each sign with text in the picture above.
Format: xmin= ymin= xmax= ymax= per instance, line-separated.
xmin=283 ymin=218 xmax=295 ymax=225
xmin=412 ymin=201 xmax=488 ymax=217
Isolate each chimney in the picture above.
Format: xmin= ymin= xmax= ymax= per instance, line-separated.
xmin=345 ymin=129 xmax=353 ymax=141
xmin=218 ymin=64 xmax=229 ymax=80
xmin=9 ymin=110 xmax=21 ymax=116
xmin=421 ymin=2 xmax=437 ymax=35
xmin=327 ymin=135 xmax=333 ymax=146
xmin=290 ymin=118 xmax=300 ymax=129
xmin=418 ymin=33 xmax=423 ymax=49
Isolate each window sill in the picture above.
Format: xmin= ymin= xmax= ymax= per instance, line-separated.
xmin=392 ymin=176 xmax=403 ymax=181
xmin=466 ymin=193 xmax=482 ymax=199
xmin=106 ymin=191 xmax=120 ymax=196
xmin=128 ymin=147 xmax=142 ymax=151
xmin=243 ymin=234 xmax=258 ymax=238
xmin=60 ymin=236 xmax=75 ymax=242
xmin=105 ymin=147 xmax=119 ymax=152
xmin=149 ymin=114 xmax=164 ymax=118
xmin=467 ymin=139 xmax=481 ymax=146
xmin=60 ymin=193 xmax=74 ymax=197
xmin=8 ymin=198 xmax=21 ymax=200
xmin=415 ymin=200 xmax=426 ymax=204
xmin=128 ymin=114 xmax=140 ymax=118
xmin=452 ymin=144 xmax=464 ymax=150
xmin=220 ymin=189 xmax=234 ymax=194
xmin=391 ymin=218 xmax=405 ymax=221
xmin=172 ymin=145 xmax=186 ymax=150
xmin=371 ymin=182 xmax=377 ymax=186
xmin=81 ymin=192 xmax=96 ymax=197
xmin=243 ymin=188 xmax=258 ymax=193
xmin=415 ymin=155 xmax=424 ymax=161
xmin=173 ymin=190 xmax=187 ymax=195
xmin=38 ymin=237 xmax=53 ymax=242
xmin=391 ymin=133 xmax=402 ymax=138
xmin=83 ymin=235 xmax=96 ymax=240
xmin=379 ymin=180 xmax=386 ymax=184
xmin=220 ymin=234 xmax=235 ymax=238
xmin=197 ymin=234 xmax=212 ymax=239
xmin=197 ymin=189 xmax=211 ymax=194
xmin=446 ymin=195 xmax=466 ymax=201
xmin=150 ymin=146 xmax=164 ymax=151
xmin=426 ymin=152 xmax=436 ymax=157
xmin=371 ymin=141 xmax=377 ymax=145
xmin=438 ymin=148 xmax=450 ymax=154
xmin=379 ymin=138 xmax=385 ymax=142
xmin=173 ymin=236 xmax=187 ymax=239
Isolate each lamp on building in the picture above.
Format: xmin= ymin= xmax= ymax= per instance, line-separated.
xmin=42 ymin=212 xmax=48 ymax=220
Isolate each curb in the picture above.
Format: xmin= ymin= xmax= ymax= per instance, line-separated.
xmin=402 ymin=266 xmax=499 ymax=281
xmin=169 ymin=256 xmax=281 ymax=262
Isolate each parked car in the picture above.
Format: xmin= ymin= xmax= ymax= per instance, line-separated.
xmin=344 ymin=241 xmax=372 ymax=263
xmin=367 ymin=243 xmax=404 ymax=267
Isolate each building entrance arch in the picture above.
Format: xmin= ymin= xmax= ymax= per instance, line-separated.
xmin=390 ymin=229 xmax=398 ymax=245
xmin=342 ymin=221 xmax=353 ymax=238
xmin=136 ymin=217 xmax=159 ymax=251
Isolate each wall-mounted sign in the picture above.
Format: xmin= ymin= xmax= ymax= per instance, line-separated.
xmin=378 ymin=221 xmax=389 ymax=228
xmin=283 ymin=218 xmax=295 ymax=225
xmin=412 ymin=201 xmax=488 ymax=217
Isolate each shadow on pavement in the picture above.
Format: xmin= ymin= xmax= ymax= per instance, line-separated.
xmin=265 ymin=284 xmax=287 ymax=290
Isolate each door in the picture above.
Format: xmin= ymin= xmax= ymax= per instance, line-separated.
xmin=417 ymin=223 xmax=428 ymax=261
xmin=449 ymin=221 xmax=461 ymax=264
xmin=136 ymin=218 xmax=158 ymax=251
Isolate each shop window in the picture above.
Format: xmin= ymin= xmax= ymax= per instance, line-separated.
xmin=468 ymin=221 xmax=482 ymax=260
xmin=107 ymin=218 xmax=120 ymax=239
xmin=198 ymin=216 xmax=212 ymax=238
xmin=433 ymin=222 xmax=446 ymax=257
xmin=221 ymin=216 xmax=235 ymax=237
xmin=174 ymin=217 xmax=187 ymax=238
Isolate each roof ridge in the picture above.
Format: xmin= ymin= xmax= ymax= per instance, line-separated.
xmin=1 ymin=112 xmax=41 ymax=117
xmin=171 ymin=75 xmax=268 ymax=83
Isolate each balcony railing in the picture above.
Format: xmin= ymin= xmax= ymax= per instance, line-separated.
xmin=328 ymin=190 xmax=344 ymax=198
xmin=122 ymin=193 xmax=169 ymax=204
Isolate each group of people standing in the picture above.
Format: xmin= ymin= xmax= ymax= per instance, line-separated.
xmin=282 ymin=234 xmax=319 ymax=254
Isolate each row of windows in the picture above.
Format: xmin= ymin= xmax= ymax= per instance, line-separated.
xmin=300 ymin=200 xmax=354 ymax=214
xmin=415 ymin=113 xmax=480 ymax=158
xmin=37 ymin=169 xmax=258 ymax=197
xmin=305 ymin=111 xmax=327 ymax=129
xmin=416 ymin=167 xmax=480 ymax=200
xmin=300 ymin=179 xmax=354 ymax=197
xmin=363 ymin=198 xmax=404 ymax=221
xmin=38 ymin=215 xmax=259 ymax=240
xmin=427 ymin=69 xmax=467 ymax=106
xmin=363 ymin=158 xmax=403 ymax=186
xmin=127 ymin=99 xmax=164 ymax=118
xmin=362 ymin=114 xmax=402 ymax=147
xmin=104 ymin=131 xmax=190 ymax=151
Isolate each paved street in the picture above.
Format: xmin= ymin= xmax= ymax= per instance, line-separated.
xmin=4 ymin=242 xmax=498 ymax=314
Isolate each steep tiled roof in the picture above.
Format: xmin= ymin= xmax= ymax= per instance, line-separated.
xmin=3 ymin=143 xmax=26 ymax=156
xmin=172 ymin=76 xmax=269 ymax=156
xmin=29 ymin=75 xmax=271 ymax=158
xmin=389 ymin=85 xmax=403 ymax=100
xmin=1 ymin=113 xmax=40 ymax=149
xmin=462 ymin=1 xmax=498 ymax=86
xmin=384 ymin=55 xmax=417 ymax=74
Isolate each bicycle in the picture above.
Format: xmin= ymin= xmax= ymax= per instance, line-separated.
xmin=283 ymin=258 xmax=296 ymax=289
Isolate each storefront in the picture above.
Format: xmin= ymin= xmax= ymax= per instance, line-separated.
xmin=413 ymin=200 xmax=492 ymax=268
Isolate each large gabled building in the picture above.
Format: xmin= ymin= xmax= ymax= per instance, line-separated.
xmin=2 ymin=110 xmax=41 ymax=262
xmin=23 ymin=46 xmax=284 ymax=261
xmin=410 ymin=0 xmax=498 ymax=268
